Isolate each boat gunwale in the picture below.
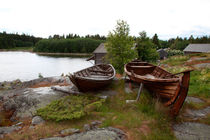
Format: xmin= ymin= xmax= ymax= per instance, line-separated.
xmin=74 ymin=64 xmax=116 ymax=81
xmin=124 ymin=63 xmax=180 ymax=83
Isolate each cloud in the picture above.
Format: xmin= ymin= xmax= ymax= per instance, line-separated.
xmin=0 ymin=0 xmax=210 ymax=39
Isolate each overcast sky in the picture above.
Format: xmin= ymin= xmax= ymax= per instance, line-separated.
xmin=0 ymin=0 xmax=210 ymax=39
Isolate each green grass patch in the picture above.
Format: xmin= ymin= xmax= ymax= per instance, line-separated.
xmin=37 ymin=95 xmax=105 ymax=121
xmin=189 ymin=53 xmax=210 ymax=58
xmin=96 ymin=80 xmax=176 ymax=140
xmin=188 ymin=69 xmax=210 ymax=98
xmin=162 ymin=55 xmax=190 ymax=66
xmin=164 ymin=66 xmax=192 ymax=74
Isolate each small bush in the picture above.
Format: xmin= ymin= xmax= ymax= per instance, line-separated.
xmin=166 ymin=49 xmax=184 ymax=56
xmin=37 ymin=95 xmax=105 ymax=121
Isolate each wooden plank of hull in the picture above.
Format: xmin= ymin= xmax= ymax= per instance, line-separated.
xmin=74 ymin=78 xmax=111 ymax=92
xmin=170 ymin=71 xmax=192 ymax=116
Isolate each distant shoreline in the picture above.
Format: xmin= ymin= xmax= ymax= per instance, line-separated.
xmin=0 ymin=49 xmax=92 ymax=57
xmin=36 ymin=52 xmax=92 ymax=57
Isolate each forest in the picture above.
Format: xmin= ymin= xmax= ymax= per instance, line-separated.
xmin=34 ymin=38 xmax=104 ymax=53
xmin=0 ymin=31 xmax=210 ymax=53
xmin=0 ymin=32 xmax=42 ymax=49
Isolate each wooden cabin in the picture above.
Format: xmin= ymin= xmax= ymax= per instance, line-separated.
xmin=157 ymin=49 xmax=168 ymax=59
xmin=87 ymin=43 xmax=107 ymax=65
xmin=184 ymin=44 xmax=210 ymax=54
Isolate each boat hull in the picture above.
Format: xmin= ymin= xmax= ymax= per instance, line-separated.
xmin=124 ymin=60 xmax=192 ymax=116
xmin=69 ymin=64 xmax=116 ymax=92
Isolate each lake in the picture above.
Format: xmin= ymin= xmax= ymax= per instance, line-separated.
xmin=0 ymin=52 xmax=93 ymax=82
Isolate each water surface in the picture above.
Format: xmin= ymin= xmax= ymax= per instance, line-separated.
xmin=0 ymin=52 xmax=93 ymax=82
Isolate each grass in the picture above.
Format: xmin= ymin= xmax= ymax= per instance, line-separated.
xmin=4 ymin=80 xmax=176 ymax=140
xmin=162 ymin=55 xmax=190 ymax=66
xmin=188 ymin=69 xmax=210 ymax=98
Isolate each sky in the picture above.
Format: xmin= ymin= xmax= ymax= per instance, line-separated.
xmin=0 ymin=0 xmax=210 ymax=40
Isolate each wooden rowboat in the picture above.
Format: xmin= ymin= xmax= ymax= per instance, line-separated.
xmin=124 ymin=60 xmax=193 ymax=116
xmin=69 ymin=64 xmax=116 ymax=92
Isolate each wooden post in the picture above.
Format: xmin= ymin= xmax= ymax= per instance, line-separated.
xmin=126 ymin=83 xmax=143 ymax=103
xmin=136 ymin=83 xmax=143 ymax=101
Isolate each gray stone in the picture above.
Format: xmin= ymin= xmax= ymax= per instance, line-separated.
xmin=0 ymin=126 xmax=21 ymax=134
xmin=60 ymin=128 xmax=80 ymax=134
xmin=32 ymin=116 xmax=45 ymax=125
xmin=193 ymin=63 xmax=210 ymax=69
xmin=91 ymin=120 xmax=102 ymax=126
xmin=0 ymin=83 xmax=69 ymax=119
xmin=83 ymin=124 xmax=91 ymax=131
xmin=186 ymin=96 xmax=205 ymax=104
xmin=183 ymin=106 xmax=210 ymax=120
xmin=3 ymin=99 xmax=17 ymax=111
xmin=91 ymin=121 xmax=102 ymax=129
xmin=40 ymin=127 xmax=126 ymax=140
xmin=173 ymin=122 xmax=210 ymax=140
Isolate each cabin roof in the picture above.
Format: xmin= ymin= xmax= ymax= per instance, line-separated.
xmin=93 ymin=43 xmax=107 ymax=54
xmin=183 ymin=44 xmax=210 ymax=53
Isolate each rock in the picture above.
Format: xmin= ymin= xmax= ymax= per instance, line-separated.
xmin=193 ymin=63 xmax=210 ymax=69
xmin=83 ymin=124 xmax=91 ymax=131
xmin=91 ymin=120 xmax=102 ymax=126
xmin=173 ymin=122 xmax=210 ymax=140
xmin=183 ymin=107 xmax=210 ymax=120
xmin=41 ymin=127 xmax=126 ymax=140
xmin=3 ymin=99 xmax=17 ymax=111
xmin=0 ymin=86 xmax=68 ymax=119
xmin=91 ymin=120 xmax=102 ymax=129
xmin=107 ymin=127 xmax=126 ymax=140
xmin=186 ymin=96 xmax=205 ymax=104
xmin=60 ymin=128 xmax=80 ymax=135
xmin=0 ymin=126 xmax=21 ymax=134
xmin=32 ymin=116 xmax=45 ymax=125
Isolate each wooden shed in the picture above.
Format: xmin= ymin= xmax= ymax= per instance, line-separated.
xmin=183 ymin=44 xmax=210 ymax=54
xmin=157 ymin=49 xmax=168 ymax=59
xmin=87 ymin=43 xmax=107 ymax=65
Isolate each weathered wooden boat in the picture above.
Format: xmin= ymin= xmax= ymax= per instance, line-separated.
xmin=69 ymin=64 xmax=116 ymax=92
xmin=124 ymin=60 xmax=193 ymax=116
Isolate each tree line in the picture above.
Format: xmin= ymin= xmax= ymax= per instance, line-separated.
xmin=1 ymin=30 xmax=210 ymax=52
xmin=0 ymin=32 xmax=42 ymax=49
xmin=34 ymin=38 xmax=104 ymax=53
